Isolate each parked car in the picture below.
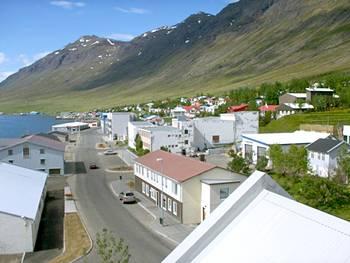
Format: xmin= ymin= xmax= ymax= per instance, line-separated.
xmin=103 ymin=149 xmax=118 ymax=155
xmin=119 ymin=191 xmax=136 ymax=204
xmin=89 ymin=163 xmax=98 ymax=169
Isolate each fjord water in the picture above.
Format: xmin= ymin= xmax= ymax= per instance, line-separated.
xmin=0 ymin=115 xmax=68 ymax=138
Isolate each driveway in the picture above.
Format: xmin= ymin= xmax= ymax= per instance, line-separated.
xmin=67 ymin=129 xmax=172 ymax=263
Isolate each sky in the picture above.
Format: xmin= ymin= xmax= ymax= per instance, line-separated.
xmin=0 ymin=0 xmax=236 ymax=82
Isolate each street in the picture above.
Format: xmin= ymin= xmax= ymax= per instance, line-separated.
xmin=67 ymin=129 xmax=172 ymax=263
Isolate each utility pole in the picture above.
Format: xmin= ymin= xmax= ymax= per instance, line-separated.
xmin=156 ymin=157 xmax=164 ymax=225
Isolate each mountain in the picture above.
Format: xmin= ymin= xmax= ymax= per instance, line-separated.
xmin=1 ymin=0 xmax=350 ymax=112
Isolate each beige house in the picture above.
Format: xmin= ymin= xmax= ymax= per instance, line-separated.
xmin=134 ymin=150 xmax=246 ymax=224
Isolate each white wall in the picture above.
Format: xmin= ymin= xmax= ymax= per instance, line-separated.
xmin=308 ymin=149 xmax=339 ymax=178
xmin=134 ymin=163 xmax=182 ymax=202
xmin=0 ymin=213 xmax=35 ymax=254
xmin=0 ymin=143 xmax=65 ymax=175
xmin=193 ymin=118 xmax=235 ymax=150
xmin=128 ymin=122 xmax=154 ymax=149
xmin=105 ymin=112 xmax=136 ymax=141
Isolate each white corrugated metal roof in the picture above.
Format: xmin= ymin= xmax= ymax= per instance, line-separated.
xmin=52 ymin=122 xmax=88 ymax=128
xmin=163 ymin=171 xmax=350 ymax=263
xmin=0 ymin=162 xmax=47 ymax=220
xmin=287 ymin=93 xmax=307 ymax=98
xmin=192 ymin=190 xmax=350 ymax=263
xmin=242 ymin=131 xmax=329 ymax=145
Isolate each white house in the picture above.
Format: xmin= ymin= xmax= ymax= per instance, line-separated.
xmin=241 ymin=131 xmax=330 ymax=164
xmin=171 ymin=106 xmax=186 ymax=118
xmin=306 ymin=137 xmax=349 ymax=178
xmin=138 ymin=126 xmax=183 ymax=153
xmin=134 ymin=150 xmax=246 ymax=224
xmin=193 ymin=112 xmax=258 ymax=150
xmin=101 ymin=112 xmax=136 ymax=141
xmin=0 ymin=163 xmax=48 ymax=254
xmin=172 ymin=116 xmax=195 ymax=154
xmin=0 ymin=135 xmax=66 ymax=175
xmin=343 ymin=125 xmax=350 ymax=144
xmin=51 ymin=122 xmax=90 ymax=133
xmin=127 ymin=121 xmax=155 ymax=149
xmin=163 ymin=171 xmax=350 ymax=263
xmin=276 ymin=103 xmax=314 ymax=119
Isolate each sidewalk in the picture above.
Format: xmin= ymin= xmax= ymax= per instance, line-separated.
xmin=110 ymin=179 xmax=195 ymax=246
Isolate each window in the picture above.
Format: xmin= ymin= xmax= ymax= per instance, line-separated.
xmin=8 ymin=149 xmax=13 ymax=156
xmin=311 ymin=152 xmax=314 ymax=159
xmin=23 ymin=146 xmax=30 ymax=158
xmin=8 ymin=160 xmax=13 ymax=164
xmin=172 ymin=182 xmax=178 ymax=195
xmin=168 ymin=134 xmax=171 ymax=137
xmin=344 ymin=135 xmax=348 ymax=142
xmin=173 ymin=202 xmax=178 ymax=216
xmin=145 ymin=184 xmax=149 ymax=196
xmin=40 ymin=149 xmax=45 ymax=154
xmin=322 ymin=154 xmax=325 ymax=161
xmin=257 ymin=147 xmax=267 ymax=159
xmin=184 ymin=129 xmax=188 ymax=134
xmin=168 ymin=198 xmax=172 ymax=211
xmin=150 ymin=188 xmax=157 ymax=201
xmin=40 ymin=159 xmax=46 ymax=165
xmin=220 ymin=187 xmax=230 ymax=200
xmin=212 ymin=135 xmax=220 ymax=143
xmin=185 ymin=140 xmax=189 ymax=145
xmin=142 ymin=182 xmax=146 ymax=194
xmin=318 ymin=153 xmax=321 ymax=160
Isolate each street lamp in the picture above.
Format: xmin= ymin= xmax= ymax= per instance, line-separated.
xmin=156 ymin=157 xmax=164 ymax=225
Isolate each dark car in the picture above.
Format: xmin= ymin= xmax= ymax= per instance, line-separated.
xmin=89 ymin=163 xmax=98 ymax=169
xmin=119 ymin=191 xmax=136 ymax=204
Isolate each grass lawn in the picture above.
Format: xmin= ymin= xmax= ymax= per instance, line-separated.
xmin=260 ymin=109 xmax=350 ymax=133
xmin=271 ymin=173 xmax=350 ymax=221
xmin=49 ymin=213 xmax=91 ymax=263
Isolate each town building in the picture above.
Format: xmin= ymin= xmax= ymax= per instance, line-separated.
xmin=0 ymin=134 xmax=66 ymax=175
xmin=138 ymin=126 xmax=184 ymax=153
xmin=241 ymin=131 xmax=330 ymax=164
xmin=276 ymin=103 xmax=314 ymax=119
xmin=101 ymin=112 xmax=136 ymax=141
xmin=51 ymin=122 xmax=90 ymax=133
xmin=279 ymin=92 xmax=307 ymax=104
xmin=163 ymin=171 xmax=350 ymax=263
xmin=48 ymin=131 xmax=69 ymax=142
xmin=306 ymin=85 xmax=336 ymax=102
xmin=343 ymin=125 xmax=350 ymax=144
xmin=0 ymin=163 xmax=48 ymax=254
xmin=171 ymin=106 xmax=186 ymax=118
xmin=128 ymin=121 xmax=155 ymax=149
xmin=227 ymin=103 xmax=248 ymax=113
xmin=134 ymin=150 xmax=246 ymax=224
xmin=306 ymin=137 xmax=349 ymax=178
xmin=258 ymin=104 xmax=278 ymax=118
xmin=172 ymin=116 xmax=195 ymax=154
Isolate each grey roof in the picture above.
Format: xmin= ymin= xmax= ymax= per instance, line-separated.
xmin=49 ymin=131 xmax=68 ymax=136
xmin=34 ymin=133 xmax=60 ymax=142
xmin=306 ymin=138 xmax=345 ymax=153
xmin=142 ymin=126 xmax=179 ymax=132
xmin=201 ymin=179 xmax=241 ymax=185
xmin=0 ymin=135 xmax=66 ymax=152
xmin=129 ymin=121 xmax=154 ymax=127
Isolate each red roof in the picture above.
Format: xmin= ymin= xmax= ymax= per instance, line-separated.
xmin=135 ymin=150 xmax=217 ymax=183
xmin=258 ymin=105 xmax=278 ymax=112
xmin=227 ymin=104 xmax=248 ymax=112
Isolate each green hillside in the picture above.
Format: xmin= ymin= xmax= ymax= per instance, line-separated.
xmin=1 ymin=0 xmax=350 ymax=113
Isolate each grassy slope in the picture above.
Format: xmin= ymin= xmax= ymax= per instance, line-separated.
xmin=260 ymin=109 xmax=350 ymax=133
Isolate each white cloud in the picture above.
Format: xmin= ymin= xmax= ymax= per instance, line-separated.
xmin=0 ymin=52 xmax=7 ymax=65
xmin=19 ymin=51 xmax=51 ymax=67
xmin=114 ymin=7 xmax=149 ymax=14
xmin=107 ymin=33 xmax=135 ymax=41
xmin=50 ymin=1 xmax=86 ymax=9
xmin=0 ymin=71 xmax=14 ymax=82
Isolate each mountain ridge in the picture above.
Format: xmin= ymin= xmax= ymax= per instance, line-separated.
xmin=0 ymin=0 xmax=350 ymax=112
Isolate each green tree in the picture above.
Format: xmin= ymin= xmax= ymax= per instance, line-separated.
xmin=335 ymin=146 xmax=350 ymax=184
xmin=269 ymin=144 xmax=286 ymax=175
xmin=256 ymin=156 xmax=268 ymax=171
xmin=134 ymin=134 xmax=143 ymax=152
xmin=227 ymin=153 xmax=250 ymax=175
xmin=96 ymin=228 xmax=130 ymax=263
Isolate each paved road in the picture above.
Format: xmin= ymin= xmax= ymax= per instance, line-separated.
xmin=67 ymin=129 xmax=172 ymax=263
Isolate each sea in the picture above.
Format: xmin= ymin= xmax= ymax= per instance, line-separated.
xmin=0 ymin=114 xmax=69 ymax=138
